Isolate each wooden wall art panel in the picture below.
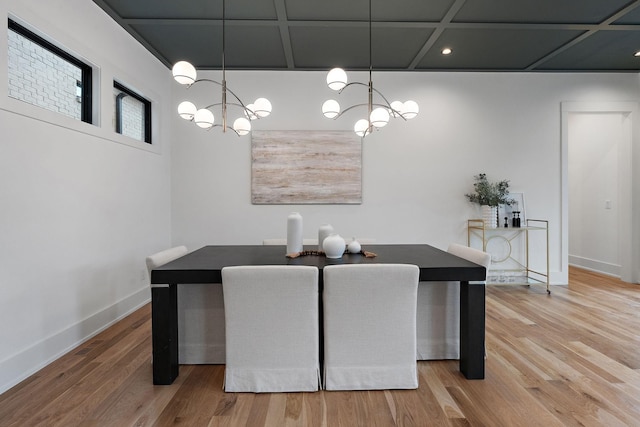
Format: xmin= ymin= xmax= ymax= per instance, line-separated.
xmin=251 ymin=130 xmax=362 ymax=204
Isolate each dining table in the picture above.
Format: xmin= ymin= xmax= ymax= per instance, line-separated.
xmin=150 ymin=244 xmax=487 ymax=385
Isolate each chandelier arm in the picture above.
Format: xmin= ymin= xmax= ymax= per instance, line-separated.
xmin=224 ymin=87 xmax=250 ymax=110
xmin=187 ymin=78 xmax=223 ymax=88
xmin=371 ymin=102 xmax=406 ymax=120
xmin=329 ymin=102 xmax=370 ymax=120
xmin=225 ymin=101 xmax=248 ymax=110
xmin=369 ymin=87 xmax=409 ymax=120
xmin=200 ymin=121 xmax=243 ymax=137
xmin=336 ymin=83 xmax=407 ymax=119
xmin=201 ymin=101 xmax=251 ymax=113
xmin=328 ymin=102 xmax=403 ymax=121
xmin=189 ymin=80 xmax=252 ymax=110
xmin=337 ymin=81 xmax=369 ymax=94
xmin=185 ymin=79 xmax=245 ymax=105
xmin=396 ymin=112 xmax=409 ymax=121
xmin=370 ymin=87 xmax=393 ymax=108
xmin=201 ymin=123 xmax=221 ymax=131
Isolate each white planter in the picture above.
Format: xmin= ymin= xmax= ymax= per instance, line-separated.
xmin=481 ymin=205 xmax=498 ymax=228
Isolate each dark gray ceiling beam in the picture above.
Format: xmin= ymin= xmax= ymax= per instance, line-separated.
xmin=274 ymin=0 xmax=295 ymax=69
xmin=407 ymin=0 xmax=467 ymax=70
xmin=122 ymin=18 xmax=640 ymax=32
xmin=525 ymin=0 xmax=640 ymax=70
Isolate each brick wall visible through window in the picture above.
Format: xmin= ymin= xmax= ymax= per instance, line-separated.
xmin=114 ymin=82 xmax=151 ymax=144
xmin=114 ymin=87 xmax=144 ymax=141
xmin=7 ymin=20 xmax=91 ymax=123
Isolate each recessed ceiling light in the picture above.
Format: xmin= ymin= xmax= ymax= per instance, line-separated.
xmin=441 ymin=48 xmax=452 ymax=55
xmin=634 ymin=51 xmax=640 ymax=57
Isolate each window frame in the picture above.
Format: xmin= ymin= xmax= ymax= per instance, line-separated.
xmin=114 ymin=81 xmax=152 ymax=144
xmin=8 ymin=18 xmax=93 ymax=124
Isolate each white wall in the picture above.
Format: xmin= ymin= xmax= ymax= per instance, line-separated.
xmin=171 ymin=71 xmax=639 ymax=285
xmin=0 ymin=0 xmax=173 ymax=393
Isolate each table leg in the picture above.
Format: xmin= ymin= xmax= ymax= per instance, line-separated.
xmin=151 ymin=284 xmax=179 ymax=385
xmin=459 ymin=280 xmax=485 ymax=379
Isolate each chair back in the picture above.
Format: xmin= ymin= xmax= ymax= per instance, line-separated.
xmin=447 ymin=243 xmax=491 ymax=279
xmin=323 ymin=263 xmax=419 ymax=390
xmin=222 ymin=265 xmax=320 ymax=392
xmin=145 ymin=246 xmax=188 ymax=282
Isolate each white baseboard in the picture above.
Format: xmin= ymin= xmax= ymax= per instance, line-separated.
xmin=569 ymin=255 xmax=621 ymax=278
xmin=0 ymin=287 xmax=150 ymax=395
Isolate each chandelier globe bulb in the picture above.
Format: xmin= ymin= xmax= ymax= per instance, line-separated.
xmin=177 ymin=101 xmax=197 ymax=120
xmin=401 ymin=100 xmax=419 ymax=119
xmin=322 ymin=99 xmax=341 ymax=119
xmin=253 ymin=98 xmax=272 ymax=118
xmin=233 ymin=117 xmax=251 ymax=136
xmin=172 ymin=61 xmax=197 ymax=85
xmin=194 ymin=108 xmax=214 ymax=129
xmin=389 ymin=100 xmax=404 ymax=118
xmin=370 ymin=107 xmax=390 ymax=128
xmin=354 ymin=119 xmax=371 ymax=137
xmin=327 ymin=68 xmax=347 ymax=91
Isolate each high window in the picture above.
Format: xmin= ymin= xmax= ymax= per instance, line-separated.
xmin=7 ymin=19 xmax=92 ymax=123
xmin=113 ymin=82 xmax=151 ymax=143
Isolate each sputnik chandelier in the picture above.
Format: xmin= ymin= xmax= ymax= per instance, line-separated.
xmin=171 ymin=0 xmax=271 ymax=136
xmin=321 ymin=0 xmax=418 ymax=137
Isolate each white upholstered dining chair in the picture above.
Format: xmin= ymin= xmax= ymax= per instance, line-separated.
xmin=221 ymin=265 xmax=320 ymax=392
xmin=322 ymin=264 xmax=420 ymax=390
xmin=416 ymin=243 xmax=491 ymax=360
xmin=145 ymin=246 xmax=188 ymax=280
xmin=146 ymin=246 xmax=226 ymax=364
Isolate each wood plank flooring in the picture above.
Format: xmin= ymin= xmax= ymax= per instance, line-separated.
xmin=1 ymin=266 xmax=638 ymax=426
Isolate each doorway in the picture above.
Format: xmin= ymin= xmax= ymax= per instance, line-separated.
xmin=561 ymin=102 xmax=636 ymax=283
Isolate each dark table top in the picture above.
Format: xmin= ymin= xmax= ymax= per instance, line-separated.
xmin=151 ymin=244 xmax=486 ymax=284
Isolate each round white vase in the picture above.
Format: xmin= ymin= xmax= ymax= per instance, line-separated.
xmin=323 ymin=234 xmax=346 ymax=259
xmin=347 ymin=238 xmax=361 ymax=254
xmin=286 ymin=212 xmax=303 ymax=254
xmin=318 ymin=224 xmax=334 ymax=251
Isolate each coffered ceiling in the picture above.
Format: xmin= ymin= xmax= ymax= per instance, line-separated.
xmin=92 ymin=0 xmax=640 ymax=72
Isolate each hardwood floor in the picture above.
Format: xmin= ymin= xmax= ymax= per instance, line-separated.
xmin=1 ymin=267 xmax=639 ymax=426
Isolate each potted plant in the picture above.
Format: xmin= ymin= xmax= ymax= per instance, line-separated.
xmin=465 ymin=173 xmax=513 ymax=227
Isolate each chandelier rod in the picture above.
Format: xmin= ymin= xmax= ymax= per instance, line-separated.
xmin=221 ymin=0 xmax=227 ymax=131
xmin=369 ymin=0 xmax=372 ymax=83
xmin=367 ymin=0 xmax=373 ymax=134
